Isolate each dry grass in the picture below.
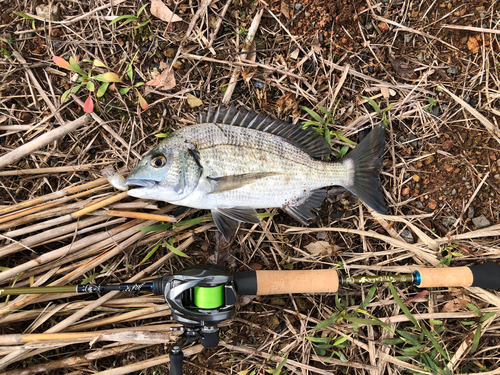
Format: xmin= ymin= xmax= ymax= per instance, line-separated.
xmin=1 ymin=0 xmax=500 ymax=374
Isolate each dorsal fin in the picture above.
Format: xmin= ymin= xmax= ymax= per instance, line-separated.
xmin=198 ymin=104 xmax=331 ymax=159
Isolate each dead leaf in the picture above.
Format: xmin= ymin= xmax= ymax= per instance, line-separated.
xmin=467 ymin=36 xmax=480 ymax=54
xmin=304 ymin=241 xmax=336 ymax=256
xmin=151 ymin=0 xmax=182 ymax=23
xmin=276 ymin=93 xmax=299 ymax=116
xmin=280 ymin=0 xmax=290 ymax=19
xmin=290 ymin=48 xmax=299 ymax=60
xmin=187 ymin=94 xmax=203 ymax=108
xmin=380 ymin=86 xmax=390 ymax=99
xmin=147 ymin=66 xmax=176 ymax=90
xmin=441 ymin=298 xmax=468 ymax=313
xmin=391 ymin=58 xmax=416 ymax=79
xmin=240 ymin=68 xmax=256 ymax=83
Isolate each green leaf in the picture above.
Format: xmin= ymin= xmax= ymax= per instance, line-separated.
xmin=94 ymin=74 xmax=107 ymax=82
xmin=102 ymin=72 xmax=122 ymax=83
xmin=421 ymin=326 xmax=449 ymax=360
xmin=301 ymin=106 xmax=324 ymax=124
xmin=86 ymin=81 xmax=95 ymax=92
xmin=469 ymin=324 xmax=481 ymax=354
xmin=137 ymin=223 xmax=172 ymax=232
xmin=109 ymin=14 xmax=137 ymax=26
xmin=332 ymin=336 xmax=349 ymax=347
xmin=15 ymin=12 xmax=34 ymax=20
xmin=81 ymin=273 xmax=99 ymax=285
xmin=314 ymin=312 xmax=340 ymax=331
xmin=137 ymin=3 xmax=149 ymax=16
xmin=336 ymin=134 xmax=357 ymax=146
xmin=429 ymin=320 xmax=443 ymax=325
xmin=272 ymin=354 xmax=288 ymax=375
xmin=134 ymin=82 xmax=145 ymax=87
xmin=96 ymin=82 xmax=110 ymax=98
xmin=362 ymin=96 xmax=381 ymax=115
xmin=69 ymin=57 xmax=84 ymax=75
xmin=61 ymin=85 xmax=82 ymax=103
xmin=173 ymin=216 xmax=212 ymax=228
xmin=389 ymin=283 xmax=420 ymax=328
xmin=140 ymin=242 xmax=161 ymax=264
xmin=305 ymin=337 xmax=332 ymax=343
xmin=126 ymin=61 xmax=134 ymax=82
xmin=317 ymin=105 xmax=333 ymax=118
xmin=466 ymin=303 xmax=483 ymax=317
xmin=165 ymin=240 xmax=189 ymax=257
xmin=480 ymin=311 xmax=496 ymax=322
xmin=360 ymin=284 xmax=377 ymax=310
xmin=119 ymin=87 xmax=132 ymax=95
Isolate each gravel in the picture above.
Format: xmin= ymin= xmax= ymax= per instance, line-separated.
xmin=472 ymin=215 xmax=491 ymax=229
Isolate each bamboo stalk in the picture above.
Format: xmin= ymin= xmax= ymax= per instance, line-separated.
xmin=0 ymin=114 xmax=91 ymax=169
xmin=0 ymin=163 xmax=112 ymax=176
xmin=104 ymin=210 xmax=176 ymax=223
xmin=71 ymin=192 xmax=129 ymax=218
xmin=0 ymin=177 xmax=108 ymax=217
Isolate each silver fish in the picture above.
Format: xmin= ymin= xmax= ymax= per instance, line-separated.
xmin=125 ymin=105 xmax=386 ymax=240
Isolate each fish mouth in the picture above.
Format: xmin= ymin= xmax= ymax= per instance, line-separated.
xmin=124 ymin=178 xmax=157 ymax=188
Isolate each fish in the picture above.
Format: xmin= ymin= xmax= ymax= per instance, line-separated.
xmin=125 ymin=105 xmax=387 ymax=240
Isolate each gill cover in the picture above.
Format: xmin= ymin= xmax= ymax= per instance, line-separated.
xmin=125 ymin=146 xmax=202 ymax=202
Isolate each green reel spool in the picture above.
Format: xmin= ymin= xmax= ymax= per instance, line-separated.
xmin=194 ymin=285 xmax=224 ymax=309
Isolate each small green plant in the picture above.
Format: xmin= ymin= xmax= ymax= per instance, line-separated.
xmin=362 ymin=96 xmax=393 ymax=126
xmin=52 ymin=55 xmax=154 ymax=112
xmin=109 ymin=3 xmax=151 ymax=37
xmin=439 ymin=243 xmax=462 ymax=266
xmin=307 ymin=286 xmax=392 ymax=362
xmin=301 ymin=103 xmax=357 ymax=160
xmin=15 ymin=12 xmax=36 ymax=30
xmin=424 ymin=98 xmax=438 ymax=113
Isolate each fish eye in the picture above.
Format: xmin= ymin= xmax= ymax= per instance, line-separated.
xmin=151 ymin=155 xmax=167 ymax=168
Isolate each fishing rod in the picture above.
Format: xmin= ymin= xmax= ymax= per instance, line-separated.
xmin=2 ymin=263 xmax=500 ymax=375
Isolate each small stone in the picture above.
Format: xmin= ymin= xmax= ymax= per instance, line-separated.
xmin=415 ymin=201 xmax=424 ymax=209
xmin=445 ymin=165 xmax=454 ymax=172
xmin=472 ymin=215 xmax=490 ymax=229
xmin=428 ymin=199 xmax=437 ymax=210
xmin=470 ymin=98 xmax=478 ymax=106
xmin=451 ymin=189 xmax=457 ymax=195
xmin=442 ymin=216 xmax=456 ymax=228
xmin=378 ymin=22 xmax=389 ymax=32
xmin=365 ymin=21 xmax=374 ymax=31
xmin=402 ymin=187 xmax=410 ymax=196
xmin=36 ymin=4 xmax=61 ymax=21
xmin=404 ymin=34 xmax=412 ymax=43
xmin=294 ymin=3 xmax=302 ymax=10
xmin=330 ymin=210 xmax=343 ymax=219
xmin=409 ymin=134 xmax=419 ymax=147
xmin=318 ymin=34 xmax=324 ymax=42
xmin=186 ymin=93 xmax=202 ymax=108
xmin=412 ymin=175 xmax=420 ymax=182
xmin=417 ymin=53 xmax=424 ymax=61
xmin=494 ymin=174 xmax=500 ymax=180
xmin=424 ymin=155 xmax=435 ymax=165
xmin=447 ymin=67 xmax=459 ymax=75
xmin=253 ymin=80 xmax=265 ymax=89
xmin=466 ymin=206 xmax=475 ymax=219
xmin=316 ymin=232 xmax=328 ymax=240
xmin=432 ymin=106 xmax=440 ymax=117
xmin=304 ymin=11 xmax=311 ymax=17
xmin=399 ymin=229 xmax=414 ymax=244
xmin=172 ymin=60 xmax=183 ymax=69
xmin=367 ymin=66 xmax=374 ymax=74
xmin=442 ymin=140 xmax=453 ymax=151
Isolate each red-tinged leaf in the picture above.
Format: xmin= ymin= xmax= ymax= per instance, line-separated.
xmin=109 ymin=83 xmax=116 ymax=91
xmin=146 ymin=78 xmax=161 ymax=86
xmin=102 ymin=72 xmax=122 ymax=83
xmin=93 ymin=59 xmax=107 ymax=68
xmin=138 ymin=93 xmax=148 ymax=109
xmin=52 ymin=56 xmax=73 ymax=71
xmin=83 ymin=93 xmax=94 ymax=113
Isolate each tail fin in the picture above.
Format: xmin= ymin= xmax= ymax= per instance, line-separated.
xmin=342 ymin=123 xmax=387 ymax=214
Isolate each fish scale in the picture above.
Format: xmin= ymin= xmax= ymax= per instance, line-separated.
xmin=125 ymin=105 xmax=386 ymax=240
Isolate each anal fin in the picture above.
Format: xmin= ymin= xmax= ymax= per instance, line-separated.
xmin=211 ymin=207 xmax=261 ymax=241
xmin=284 ymin=189 xmax=327 ymax=225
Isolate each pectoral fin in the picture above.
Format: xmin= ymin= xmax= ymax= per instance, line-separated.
xmin=208 ymin=172 xmax=278 ymax=194
xmin=284 ymin=189 xmax=327 ymax=224
xmin=211 ymin=207 xmax=261 ymax=241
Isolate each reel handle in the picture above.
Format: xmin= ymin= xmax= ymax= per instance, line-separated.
xmin=234 ymin=269 xmax=340 ymax=295
xmin=169 ymin=349 xmax=183 ymax=375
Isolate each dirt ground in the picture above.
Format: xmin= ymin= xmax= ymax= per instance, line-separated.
xmin=1 ymin=0 xmax=500 ymax=374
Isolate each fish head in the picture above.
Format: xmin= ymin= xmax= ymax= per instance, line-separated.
xmin=125 ymin=145 xmax=201 ymax=202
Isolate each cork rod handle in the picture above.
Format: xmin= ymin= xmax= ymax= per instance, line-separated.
xmin=254 ymin=269 xmax=340 ymax=295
